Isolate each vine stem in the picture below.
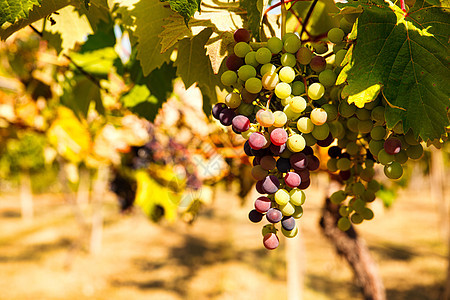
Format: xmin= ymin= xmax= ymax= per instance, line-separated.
xmin=299 ymin=0 xmax=319 ymax=39
xmin=281 ymin=0 xmax=287 ymax=37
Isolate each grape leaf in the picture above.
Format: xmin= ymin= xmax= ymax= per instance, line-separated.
xmin=338 ymin=0 xmax=450 ymax=141
xmin=130 ymin=0 xmax=173 ymax=76
xmin=239 ymin=0 xmax=269 ymax=41
xmin=175 ymin=28 xmax=223 ymax=114
xmin=0 ymin=0 xmax=72 ymax=40
xmin=162 ymin=0 xmax=201 ymax=25
xmin=0 ymin=0 xmax=41 ymax=26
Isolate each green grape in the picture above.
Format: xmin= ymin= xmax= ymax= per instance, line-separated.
xmin=287 ymin=134 xmax=306 ymax=152
xmin=318 ymin=69 xmax=337 ymax=87
xmin=346 ymin=130 xmax=358 ymax=141
xmin=360 ymin=167 xmax=375 ymax=182
xmin=365 ymin=159 xmax=375 ymax=168
xmin=308 ymin=82 xmax=325 ymax=100
xmin=371 ymin=106 xmax=385 ymax=123
xmin=245 ymin=77 xmax=262 ymax=94
xmin=221 ymin=70 xmax=238 ymax=86
xmin=346 ymin=117 xmax=359 ymax=133
xmin=281 ymin=53 xmax=297 ymax=67
xmin=339 ymin=206 xmax=353 ymax=217
xmin=238 ymin=103 xmax=254 ymax=116
xmin=384 ymin=161 xmax=403 ymax=179
xmin=282 ymin=32 xmax=298 ymax=43
xmin=284 ymin=35 xmax=301 ymax=53
xmin=273 ymin=111 xmax=288 ymax=127
xmin=262 ymin=72 xmax=279 ymax=90
xmin=279 ymin=66 xmax=296 ymax=83
xmin=333 ymin=42 xmax=346 ymax=54
xmin=256 ymin=47 xmax=273 ymax=64
xmin=361 ymin=207 xmax=374 ymax=220
xmin=322 ymin=104 xmax=338 ymax=121
xmin=297 ymin=117 xmax=314 ymax=133
xmin=394 ymin=150 xmax=408 ymax=164
xmin=330 ymin=190 xmax=347 ymax=204
xmin=340 ymin=17 xmax=353 ymax=34
xmin=303 ymin=133 xmax=317 ymax=146
xmin=280 ymin=202 xmax=295 ymax=216
xmin=238 ymin=65 xmax=257 ymax=81
xmin=352 ymin=182 xmax=365 ymax=195
xmin=292 ymin=205 xmax=304 ymax=219
xmin=312 ymin=42 xmax=328 ymax=54
xmin=280 ymin=148 xmax=293 ymax=159
xmin=368 ymin=140 xmax=384 ymax=156
xmin=225 ymin=92 xmax=241 ymax=108
xmin=234 ymin=42 xmax=252 ymax=57
xmin=392 ymin=121 xmax=404 ymax=134
xmin=346 ymin=141 xmax=359 ymax=156
xmin=355 ymin=108 xmax=371 ymax=120
xmin=362 ymin=190 xmax=376 ymax=202
xmin=310 ymin=108 xmax=328 ymax=126
xmin=275 ymin=188 xmax=290 ymax=205
xmin=328 ymin=28 xmax=345 ymax=43
xmin=370 ymin=126 xmax=387 ymax=140
xmin=357 ymin=119 xmax=373 ymax=133
xmin=352 ymin=198 xmax=366 ymax=213
xmin=329 ymin=120 xmax=345 ymax=139
xmin=290 ymin=188 xmax=306 ymax=206
xmin=338 ymin=217 xmax=351 ymax=231
xmin=267 ymin=37 xmax=283 ymax=54
xmin=275 ymin=82 xmax=292 ymax=99
xmin=244 ymin=51 xmax=259 ymax=67
xmin=367 ymin=179 xmax=380 ymax=192
xmin=327 ymin=158 xmax=338 ymax=172
xmin=364 ymin=97 xmax=380 ymax=110
xmin=262 ymin=224 xmax=277 ymax=236
xmin=404 ymin=129 xmax=420 ymax=145
xmin=283 ymin=104 xmax=302 ymax=120
xmin=290 ymin=96 xmax=307 ymax=113
xmin=351 ymin=213 xmax=364 ymax=224
xmin=334 ymin=49 xmax=347 ymax=67
xmin=281 ymin=225 xmax=298 ymax=238
xmin=297 ymin=47 xmax=313 ymax=65
xmin=406 ymin=144 xmax=423 ymax=159
xmin=339 ymin=101 xmax=356 ymax=117
xmin=337 ymin=157 xmax=352 ymax=171
xmin=292 ymin=81 xmax=305 ymax=96
xmin=377 ymin=149 xmax=394 ymax=165
xmin=260 ymin=63 xmax=276 ymax=76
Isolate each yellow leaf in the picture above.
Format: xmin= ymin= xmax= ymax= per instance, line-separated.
xmin=344 ymin=84 xmax=382 ymax=108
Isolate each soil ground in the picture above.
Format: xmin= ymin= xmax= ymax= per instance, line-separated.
xmin=0 ymin=177 xmax=447 ymax=300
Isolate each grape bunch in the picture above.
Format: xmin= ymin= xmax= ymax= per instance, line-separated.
xmin=213 ymin=20 xmax=424 ymax=248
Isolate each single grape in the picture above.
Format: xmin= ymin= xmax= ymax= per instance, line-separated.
xmin=282 ymin=223 xmax=299 ymax=237
xmin=327 ymin=158 xmax=338 ymax=172
xmin=377 ymin=149 xmax=394 ymax=165
xmin=370 ymin=126 xmax=387 ymax=140
xmin=263 ymin=232 xmax=279 ymax=250
xmin=352 ymin=182 xmax=365 ymax=195
xmin=256 ymin=109 xmax=275 ymax=127
xmin=303 ymin=134 xmax=317 ymax=147
xmin=339 ymin=206 xmax=353 ymax=217
xmin=260 ymin=63 xmax=276 ymax=76
xmin=290 ymin=152 xmax=308 ymax=171
xmin=351 ymin=213 xmax=364 ymax=224
xmin=334 ymin=49 xmax=347 ymax=67
xmin=248 ymin=132 xmax=267 ymax=150
xmin=281 ymin=216 xmax=296 ymax=231
xmin=328 ymin=28 xmax=345 ymax=43
xmin=270 ymin=128 xmax=288 ymax=146
xmin=287 ymin=134 xmax=306 ymax=152
xmin=267 ymin=36 xmax=283 ymax=54
xmin=262 ymin=175 xmax=280 ymax=194
xmin=346 ymin=117 xmax=359 ymax=133
xmin=392 ymin=122 xmax=404 ymax=134
xmin=394 ymin=150 xmax=408 ymax=164
xmin=297 ymin=47 xmax=313 ymax=65
xmin=275 ymin=188 xmax=290 ymax=205
xmin=221 ymin=70 xmax=238 ymax=86
xmin=234 ymin=28 xmax=251 ymax=42
xmin=310 ymin=56 xmax=326 ymax=72
xmin=279 ymin=66 xmax=296 ymax=83
xmin=266 ymin=208 xmax=283 ymax=223
xmin=226 ymin=54 xmax=244 ymax=71
xmin=276 ymin=157 xmax=291 ymax=172
xmin=245 ymin=77 xmax=262 ymax=94
xmin=384 ymin=161 xmax=403 ymax=179
xmin=281 ymin=53 xmax=297 ymax=67
xmin=297 ymin=117 xmax=314 ymax=133
xmin=275 ymin=82 xmax=292 ymax=99
xmin=318 ymin=69 xmax=337 ymax=87
xmin=337 ymin=157 xmax=352 ymax=171
xmin=355 ymin=108 xmax=371 ymax=120
xmin=284 ymin=35 xmax=301 ymax=53
xmin=285 ymin=172 xmax=301 ymax=188
xmin=360 ymin=167 xmax=375 ymax=182
xmin=338 ymin=217 xmax=351 ymax=231
xmin=308 ymin=82 xmax=325 ymax=100
xmin=361 ymin=207 xmax=374 ymax=220
xmin=357 ymin=119 xmax=373 ymax=133
xmin=292 ymin=205 xmax=304 ymax=219
xmin=249 ymin=209 xmax=264 ymax=223
xmin=251 ymin=165 xmax=268 ymax=180
xmin=231 ymin=115 xmax=250 ymax=132
xmin=330 ymin=190 xmax=347 ymax=204
xmin=261 ymin=72 xmax=279 ymax=91
xmin=256 ymin=47 xmax=272 ymax=64
xmin=310 ymin=108 xmax=328 ymax=125
xmin=219 ymin=108 xmax=236 ymax=126
xmin=311 ymin=123 xmax=330 ymax=140
xmin=289 ymin=188 xmax=306 ymax=206
xmin=238 ymin=65 xmax=257 ymax=81
xmin=280 ymin=202 xmax=295 ymax=216
xmin=404 ymin=129 xmax=420 ymax=145
xmin=406 ymin=144 xmax=423 ymax=159
xmin=369 ymin=140 xmax=384 ymax=156
xmin=260 ymin=155 xmax=277 ymax=171
xmin=241 ymin=88 xmax=258 ymax=104
xmin=270 ymin=143 xmax=287 ymax=156
xmin=371 ymin=106 xmax=385 ymax=123
xmin=292 ymin=81 xmax=305 ymax=96
xmin=212 ymin=103 xmax=227 ymax=120
xmin=339 ymin=101 xmax=356 ymax=117
xmin=238 ymin=103 xmax=254 ymax=116
xmin=384 ymin=137 xmax=402 ymax=155
xmin=234 ymin=42 xmax=252 ymax=57
xmin=273 ymin=111 xmax=288 ymax=127
xmin=290 ymin=96 xmax=307 ymax=113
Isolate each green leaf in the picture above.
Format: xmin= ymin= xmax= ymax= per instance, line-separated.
xmin=129 ymin=0 xmax=173 ymax=76
xmin=146 ymin=61 xmax=177 ymax=103
xmin=61 ymin=76 xmax=102 ymax=118
xmin=70 ymin=47 xmax=118 ymax=78
xmin=175 ymin=27 xmax=222 ymax=114
xmin=239 ymin=0 xmax=268 ymax=41
xmin=163 ymin=0 xmax=201 ymax=25
xmin=338 ymin=0 xmax=450 ymax=141
xmin=0 ymin=0 xmax=41 ymax=26
xmin=0 ymin=0 xmax=72 ymax=40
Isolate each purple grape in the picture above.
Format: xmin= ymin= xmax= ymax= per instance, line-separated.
xmin=296 ymin=169 xmax=310 ymax=182
xmin=285 ymin=172 xmax=301 ymax=188
xmin=270 ymin=143 xmax=286 ymax=156
xmin=302 ymin=146 xmax=314 ymax=156
xmin=241 ymin=88 xmax=258 ymax=104
xmin=262 ymin=175 xmax=279 ymax=194
xmin=317 ymin=133 xmax=334 ymax=147
xmin=290 ymin=153 xmax=308 ymax=171
xmin=255 ymin=196 xmax=271 ymax=213
xmin=339 ymin=170 xmax=351 ymax=180
xmin=276 ymin=157 xmax=291 ymax=173
xmin=266 ymin=208 xmax=283 ymax=223
xmin=232 ymin=115 xmax=250 ymax=132
xmin=251 ymin=147 xmax=271 ymax=157
xmin=212 ymin=103 xmax=227 ymax=120
xmin=256 ymin=180 xmax=265 ymax=194
xmin=299 ymin=178 xmax=311 ymax=189
xmin=384 ymin=137 xmax=402 ymax=155
xmin=252 ymin=156 xmax=261 ymax=166
xmin=249 ymin=209 xmax=264 ymax=223
xmin=306 ymin=155 xmax=320 ymax=171
xmin=328 ymin=146 xmax=341 ymax=158
xmin=226 ymin=54 xmax=244 ymax=71
xmin=310 ymin=56 xmax=326 ymax=72
xmin=234 ymin=28 xmax=251 ymax=43
xmin=281 ymin=216 xmax=296 ymax=231
xmin=244 ymin=141 xmax=253 ymax=156
xmin=340 ymin=152 xmax=351 ymax=159
xmin=219 ymin=108 xmax=235 ymax=126
xmin=248 ymin=132 xmax=267 ymax=150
